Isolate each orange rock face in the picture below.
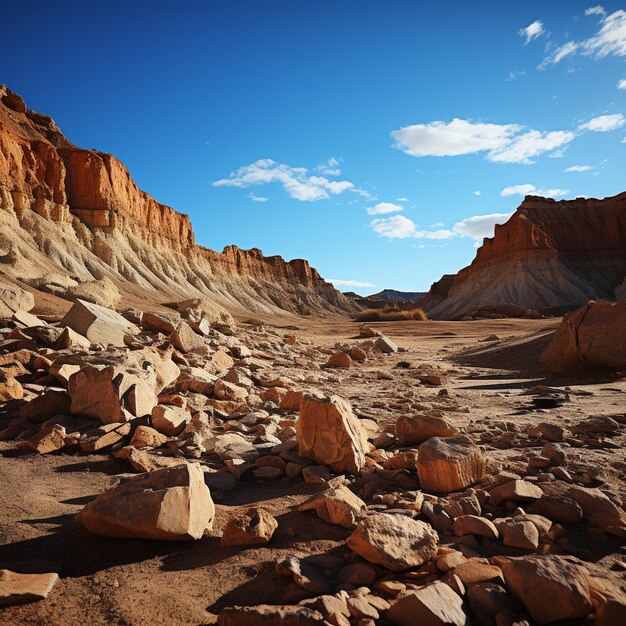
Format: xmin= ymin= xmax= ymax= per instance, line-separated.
xmin=423 ymin=195 xmax=626 ymax=319
xmin=0 ymin=85 xmax=355 ymax=315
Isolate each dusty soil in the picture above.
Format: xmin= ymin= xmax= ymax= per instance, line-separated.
xmin=1 ymin=315 xmax=625 ymax=625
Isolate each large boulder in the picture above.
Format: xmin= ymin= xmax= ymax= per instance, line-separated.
xmin=75 ymin=464 xmax=214 ymax=540
xmin=0 ymin=280 xmax=34 ymax=318
xmin=501 ymin=556 xmax=593 ymax=625
xmin=61 ymin=299 xmax=139 ymax=347
xmin=296 ymin=395 xmax=368 ymax=474
xmin=541 ymin=300 xmax=626 ymax=375
xmin=347 ymin=513 xmax=438 ymax=571
xmin=417 ymin=436 xmax=485 ymax=493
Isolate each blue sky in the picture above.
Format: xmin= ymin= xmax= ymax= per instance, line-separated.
xmin=3 ymin=1 xmax=625 ymax=293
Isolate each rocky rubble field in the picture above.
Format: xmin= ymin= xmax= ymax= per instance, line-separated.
xmin=0 ymin=288 xmax=625 ymax=625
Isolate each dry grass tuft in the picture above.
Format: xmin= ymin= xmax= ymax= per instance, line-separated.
xmin=354 ymin=306 xmax=428 ymax=322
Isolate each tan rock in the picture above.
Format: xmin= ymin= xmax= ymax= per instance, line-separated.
xmin=49 ymin=363 xmax=81 ymax=387
xmin=68 ymin=365 xmax=128 ymax=424
xmin=500 ymin=520 xmax=539 ymax=550
xmin=12 ymin=309 xmax=45 ymax=329
xmin=350 ymin=346 xmax=367 ymax=362
xmin=375 ymin=336 xmax=398 ymax=353
xmin=220 ymin=507 xmax=278 ymax=546
xmin=55 ymin=326 xmax=91 ymax=351
xmin=296 ymin=394 xmax=368 ymax=474
xmin=347 ymin=513 xmax=439 ymax=571
xmin=541 ymin=301 xmax=626 ymax=376
xmin=169 ymin=321 xmax=204 ymax=353
xmin=213 ymin=379 xmax=248 ymax=403
xmin=218 ymin=604 xmax=325 ymax=625
xmin=566 ymin=486 xmax=626 ymax=534
xmin=125 ymin=380 xmax=158 ymax=417
xmin=20 ymin=389 xmax=71 ymax=423
xmin=453 ymin=515 xmax=499 ymax=539
xmin=61 ymin=299 xmax=138 ymax=347
xmin=326 ymin=351 xmax=352 ymax=368
xmin=279 ymin=390 xmax=304 ymax=411
xmin=151 ymin=404 xmax=190 ymax=436
xmin=0 ymin=280 xmax=34 ymax=317
xmin=451 ymin=558 xmax=504 ymax=586
xmin=0 ymin=371 xmax=23 ymax=401
xmin=386 ymin=581 xmax=468 ymax=626
xmin=76 ymin=464 xmax=214 ymax=540
xmin=79 ymin=422 xmax=131 ymax=452
xmin=502 ymin=556 xmax=593 ymax=624
xmin=26 ymin=424 xmax=67 ymax=454
xmin=396 ymin=414 xmax=459 ymax=445
xmin=417 ymin=436 xmax=485 ymax=494
xmin=114 ymin=446 xmax=181 ymax=472
xmin=211 ymin=348 xmax=235 ymax=371
xmin=298 ymin=484 xmax=366 ymax=528
xmin=130 ymin=425 xmax=168 ymax=449
xmin=142 ymin=310 xmax=180 ymax=334
xmin=489 ymin=480 xmax=543 ymax=505
xmin=0 ymin=570 xmax=58 ymax=607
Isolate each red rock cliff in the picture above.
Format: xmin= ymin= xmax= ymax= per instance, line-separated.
xmin=0 ymin=85 xmax=354 ymax=313
xmin=423 ymin=194 xmax=626 ymax=319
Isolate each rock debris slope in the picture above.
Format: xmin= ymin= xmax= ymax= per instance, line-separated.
xmin=0 ymin=85 xmax=355 ymax=315
xmin=424 ymin=194 xmax=626 ymax=319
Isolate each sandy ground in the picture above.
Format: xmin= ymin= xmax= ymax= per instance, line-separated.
xmin=1 ymin=315 xmax=625 ymax=625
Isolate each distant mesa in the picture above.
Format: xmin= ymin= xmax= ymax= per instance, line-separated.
xmin=0 ymin=85 xmax=356 ymax=315
xmin=345 ymin=289 xmax=427 ymax=310
xmin=423 ymin=194 xmax=626 ymax=320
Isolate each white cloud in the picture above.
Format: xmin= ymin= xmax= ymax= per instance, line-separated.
xmin=213 ymin=158 xmax=357 ymax=201
xmin=506 ymin=69 xmax=526 ymax=81
xmin=519 ymin=20 xmax=545 ymax=44
xmin=366 ymin=202 xmax=404 ymax=215
xmin=539 ymin=41 xmax=578 ymax=68
xmin=248 ymin=193 xmax=269 ymax=202
xmin=451 ymin=213 xmax=514 ymax=240
xmin=585 ymin=6 xmax=606 ymax=17
xmin=500 ymin=184 xmax=569 ymax=197
xmin=370 ymin=215 xmax=454 ymax=240
xmin=370 ymin=212 xmax=514 ymax=242
xmin=541 ymin=9 xmax=626 ymax=67
xmin=618 ymin=79 xmax=626 ymax=89
xmin=391 ymin=118 xmax=574 ymax=164
xmin=488 ymin=130 xmax=575 ymax=164
xmin=396 ymin=197 xmax=409 ymax=202
xmin=473 ymin=190 xmax=481 ymax=196
xmin=578 ymin=113 xmax=625 ymax=132
xmin=328 ymin=278 xmax=375 ymax=288
xmin=564 ymin=164 xmax=593 ymax=172
xmin=316 ymin=157 xmax=341 ymax=176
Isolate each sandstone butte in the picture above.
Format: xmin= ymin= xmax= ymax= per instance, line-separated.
xmin=0 ymin=85 xmax=356 ymax=316
xmin=421 ymin=194 xmax=626 ymax=319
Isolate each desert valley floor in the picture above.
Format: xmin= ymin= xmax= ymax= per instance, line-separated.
xmin=1 ymin=311 xmax=624 ymax=625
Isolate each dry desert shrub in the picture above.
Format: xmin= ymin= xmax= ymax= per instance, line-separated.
xmin=354 ymin=306 xmax=428 ymax=322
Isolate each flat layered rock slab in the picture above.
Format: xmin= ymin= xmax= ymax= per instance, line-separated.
xmin=0 ymin=570 xmax=58 ymax=607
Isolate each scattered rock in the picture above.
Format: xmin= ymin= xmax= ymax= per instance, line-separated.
xmin=0 ymin=570 xmax=58 ymax=607
xmin=417 ymin=436 xmax=486 ymax=493
xmin=298 ymin=484 xmax=366 ymax=527
xmin=347 ymin=513 xmax=439 ymax=571
xmin=396 ymin=414 xmax=459 ymax=445
xmin=221 ymin=508 xmax=278 ymax=547
xmin=76 ymin=464 xmax=215 ymax=540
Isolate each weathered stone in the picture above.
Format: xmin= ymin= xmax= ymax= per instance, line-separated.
xmin=0 ymin=371 xmax=23 ymax=401
xmin=298 ymin=484 xmax=366 ymax=527
xmin=501 ymin=556 xmax=593 ymax=624
xmin=79 ymin=422 xmax=131 ymax=452
xmin=338 ymin=563 xmax=377 ymax=586
xmin=142 ymin=310 xmax=180 ymax=334
xmin=20 ymin=389 xmax=71 ymax=423
xmin=61 ymin=299 xmax=138 ymax=347
xmin=489 ymin=480 xmax=543 ymax=505
xmin=126 ymin=381 xmax=158 ymax=417
xmin=276 ymin=556 xmax=332 ymax=594
xmin=375 ymin=336 xmax=398 ymax=353
xmin=386 ymin=581 xmax=468 ymax=626
xmin=169 ymin=321 xmax=204 ymax=353
xmin=500 ymin=520 xmax=539 ymax=550
xmin=347 ymin=513 xmax=438 ymax=571
xmin=0 ymin=280 xmax=34 ymax=317
xmin=151 ymin=404 xmax=190 ymax=436
xmin=527 ymin=496 xmax=583 ymax=525
xmin=0 ymin=570 xmax=58 ymax=607
xmin=396 ymin=414 xmax=459 ymax=445
xmin=55 ymin=326 xmax=91 ymax=351
xmin=26 ymin=424 xmax=67 ymax=454
xmin=417 ymin=436 xmax=485 ymax=493
xmin=326 ymin=351 xmax=352 ymax=368
xmin=566 ymin=487 xmax=626 ymax=535
xmin=130 ymin=425 xmax=168 ymax=449
xmin=453 ymin=515 xmax=499 ymax=539
xmin=76 ymin=464 xmax=214 ymax=540
xmin=68 ymin=365 xmax=128 ymax=424
xmin=296 ymin=394 xmax=368 ymax=474
xmin=220 ymin=507 xmax=278 ymax=546
xmin=218 ymin=604 xmax=325 ymax=625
